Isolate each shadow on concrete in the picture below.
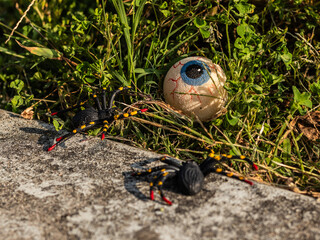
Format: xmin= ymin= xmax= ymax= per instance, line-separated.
xmin=19 ymin=126 xmax=60 ymax=151
xmin=7 ymin=112 xmax=23 ymax=119
xmin=19 ymin=124 xmax=92 ymax=152
xmin=123 ymin=157 xmax=157 ymax=203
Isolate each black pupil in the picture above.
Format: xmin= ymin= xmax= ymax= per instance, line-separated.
xmin=185 ymin=64 xmax=203 ymax=79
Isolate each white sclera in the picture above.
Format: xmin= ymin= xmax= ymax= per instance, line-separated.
xmin=163 ymin=56 xmax=227 ymax=121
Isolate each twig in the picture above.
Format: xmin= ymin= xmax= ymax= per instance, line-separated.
xmin=5 ymin=0 xmax=36 ymax=44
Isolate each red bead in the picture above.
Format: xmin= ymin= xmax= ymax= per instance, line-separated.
xmin=162 ymin=196 xmax=172 ymax=205
xmin=150 ymin=190 xmax=154 ymax=200
xmin=47 ymin=144 xmax=56 ymax=151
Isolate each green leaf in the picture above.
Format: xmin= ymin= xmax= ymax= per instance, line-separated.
xmin=16 ymin=40 xmax=61 ymax=59
xmin=260 ymin=69 xmax=284 ymax=85
xmin=293 ymin=86 xmax=312 ymax=108
xmin=160 ymin=9 xmax=171 ymax=17
xmin=135 ymin=0 xmax=141 ymax=6
xmin=310 ymin=81 xmax=320 ymax=96
xmin=11 ymin=95 xmax=23 ymax=109
xmin=135 ymin=68 xmax=154 ymax=79
xmin=159 ymin=1 xmax=168 ymax=9
xmin=194 ymin=18 xmax=207 ymax=28
xmin=236 ymin=23 xmax=254 ymax=38
xmin=251 ymin=84 xmax=263 ymax=93
xmin=235 ymin=3 xmax=254 ymax=16
xmin=84 ymin=77 xmax=96 ymax=84
xmin=282 ymin=138 xmax=291 ymax=156
xmin=10 ymin=79 xmax=24 ymax=93
xmin=200 ymin=27 xmax=211 ymax=39
xmin=255 ymin=123 xmax=270 ymax=135
xmin=280 ymin=52 xmax=292 ymax=68
xmin=111 ymin=69 xmax=130 ymax=86
xmin=226 ymin=111 xmax=239 ymax=126
xmin=87 ymin=127 xmax=102 ymax=136
xmin=272 ymin=157 xmax=282 ymax=163
xmin=234 ymin=38 xmax=244 ymax=49
xmin=53 ymin=119 xmax=64 ymax=131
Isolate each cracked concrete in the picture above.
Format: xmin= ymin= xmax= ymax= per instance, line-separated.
xmin=0 ymin=109 xmax=319 ymax=240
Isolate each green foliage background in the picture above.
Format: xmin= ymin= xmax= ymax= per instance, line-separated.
xmin=1 ymin=0 xmax=320 ymax=195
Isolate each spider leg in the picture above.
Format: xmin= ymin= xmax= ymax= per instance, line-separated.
xmin=201 ymin=151 xmax=258 ymax=171
xmin=108 ymin=86 xmax=132 ymax=109
xmin=226 ymin=155 xmax=259 ymax=170
xmin=100 ymin=108 xmax=148 ymax=140
xmin=47 ymin=120 xmax=103 ymax=151
xmin=209 ymin=166 xmax=254 ymax=185
xmin=100 ymin=119 xmax=114 ymax=140
xmin=101 ymin=87 xmax=107 ymax=110
xmin=50 ymin=102 xmax=86 ymax=116
xmin=132 ymin=165 xmax=179 ymax=177
xmin=132 ymin=164 xmax=179 ymax=205
xmin=150 ymin=170 xmax=177 ymax=205
xmin=131 ymin=156 xmax=182 ymax=177
xmin=113 ymin=108 xmax=148 ymax=121
xmin=159 ymin=156 xmax=183 ymax=168
xmin=92 ymin=91 xmax=102 ymax=111
xmin=200 ymin=152 xmax=257 ymax=185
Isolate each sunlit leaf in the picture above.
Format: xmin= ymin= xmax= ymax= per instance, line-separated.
xmin=10 ymin=79 xmax=24 ymax=93
xmin=16 ymin=40 xmax=62 ymax=59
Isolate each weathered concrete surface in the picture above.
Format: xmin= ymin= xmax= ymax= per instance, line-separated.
xmin=0 ymin=109 xmax=319 ymax=240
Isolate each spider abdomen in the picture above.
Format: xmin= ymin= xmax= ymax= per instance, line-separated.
xmin=72 ymin=105 xmax=98 ymax=127
xmin=178 ymin=162 xmax=204 ymax=195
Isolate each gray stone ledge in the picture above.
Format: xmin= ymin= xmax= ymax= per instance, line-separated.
xmin=0 ymin=109 xmax=319 ymax=240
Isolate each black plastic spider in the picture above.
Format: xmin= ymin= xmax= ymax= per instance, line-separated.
xmin=132 ymin=151 xmax=259 ymax=205
xmin=48 ymin=86 xmax=147 ymax=151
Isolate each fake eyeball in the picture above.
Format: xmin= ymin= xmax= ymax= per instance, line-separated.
xmin=163 ymin=56 xmax=227 ymax=121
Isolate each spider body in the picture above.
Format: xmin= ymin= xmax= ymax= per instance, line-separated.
xmin=178 ymin=161 xmax=204 ymax=195
xmin=48 ymin=86 xmax=147 ymax=151
xmin=72 ymin=104 xmax=100 ymax=127
xmin=132 ymin=152 xmax=258 ymax=205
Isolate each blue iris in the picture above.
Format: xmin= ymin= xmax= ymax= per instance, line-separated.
xmin=180 ymin=60 xmax=211 ymax=86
